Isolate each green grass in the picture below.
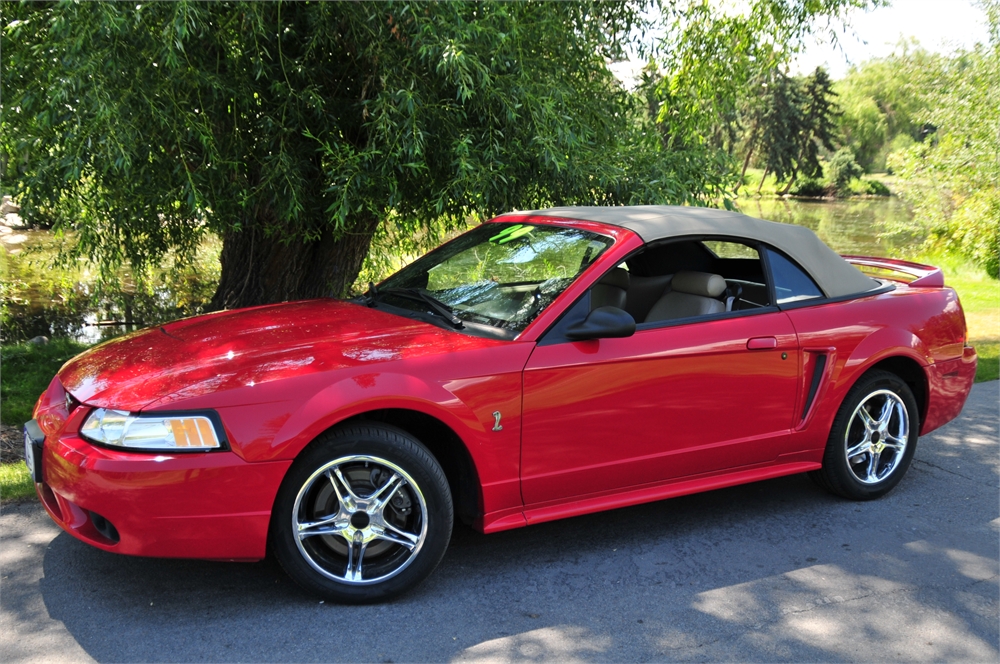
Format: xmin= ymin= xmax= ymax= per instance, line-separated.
xmin=0 ymin=461 xmax=35 ymax=503
xmin=1 ymin=338 xmax=91 ymax=426
xmin=972 ymin=340 xmax=999 ymax=383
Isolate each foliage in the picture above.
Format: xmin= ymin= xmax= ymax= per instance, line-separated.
xmin=887 ymin=33 xmax=1000 ymax=278
xmin=740 ymin=66 xmax=841 ymax=195
xmin=2 ymin=1 xmax=738 ymax=307
xmin=753 ymin=71 xmax=807 ymax=187
xmin=835 ymin=42 xmax=946 ymax=170
xmin=0 ymin=462 xmax=35 ymax=504
xmin=789 ymin=177 xmax=827 ymax=197
xmin=779 ymin=67 xmax=840 ymax=192
xmin=853 ymin=179 xmax=890 ymax=196
xmin=1 ymin=339 xmax=90 ymax=425
xmin=651 ymin=0 xmax=879 ymax=156
xmin=826 ymin=148 xmax=863 ymax=190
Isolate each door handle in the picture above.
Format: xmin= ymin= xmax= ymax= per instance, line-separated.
xmin=747 ymin=336 xmax=777 ymax=350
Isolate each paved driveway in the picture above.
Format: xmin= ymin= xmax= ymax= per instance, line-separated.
xmin=2 ymin=382 xmax=997 ymax=662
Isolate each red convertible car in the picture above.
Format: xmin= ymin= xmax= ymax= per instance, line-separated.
xmin=25 ymin=206 xmax=976 ymax=602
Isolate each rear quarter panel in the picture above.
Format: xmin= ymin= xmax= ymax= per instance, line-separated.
xmin=785 ymin=283 xmax=970 ymax=449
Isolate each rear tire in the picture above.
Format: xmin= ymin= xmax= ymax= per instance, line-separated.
xmin=271 ymin=424 xmax=453 ymax=603
xmin=813 ymin=370 xmax=919 ymax=500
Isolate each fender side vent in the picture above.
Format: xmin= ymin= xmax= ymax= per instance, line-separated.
xmin=802 ymin=353 xmax=828 ymax=421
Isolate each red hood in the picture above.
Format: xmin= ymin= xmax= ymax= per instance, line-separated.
xmin=59 ymin=300 xmax=500 ymax=411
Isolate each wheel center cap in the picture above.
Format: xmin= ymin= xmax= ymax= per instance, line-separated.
xmin=350 ymin=511 xmax=371 ymax=529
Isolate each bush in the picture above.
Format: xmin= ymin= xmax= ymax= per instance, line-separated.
xmin=846 ymin=178 xmax=891 ymax=196
xmin=827 ymin=148 xmax=864 ymax=190
xmin=944 ymin=190 xmax=1000 ymax=279
xmin=863 ymin=179 xmax=891 ymax=196
xmin=789 ymin=178 xmax=828 ymax=197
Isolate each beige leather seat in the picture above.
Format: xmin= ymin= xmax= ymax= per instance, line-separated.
xmin=590 ymin=267 xmax=629 ymax=311
xmin=644 ymin=270 xmax=726 ymax=323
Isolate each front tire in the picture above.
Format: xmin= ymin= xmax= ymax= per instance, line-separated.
xmin=813 ymin=370 xmax=919 ymax=500
xmin=271 ymin=425 xmax=453 ymax=603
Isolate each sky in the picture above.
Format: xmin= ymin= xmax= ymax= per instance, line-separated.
xmin=609 ymin=0 xmax=991 ymax=85
xmin=791 ymin=0 xmax=991 ymax=77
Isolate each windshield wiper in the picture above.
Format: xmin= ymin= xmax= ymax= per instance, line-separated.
xmin=378 ymin=288 xmax=464 ymax=329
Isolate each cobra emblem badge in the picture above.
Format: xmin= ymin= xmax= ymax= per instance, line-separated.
xmin=492 ymin=411 xmax=503 ymax=432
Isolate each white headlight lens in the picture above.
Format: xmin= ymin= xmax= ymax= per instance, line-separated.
xmin=80 ymin=408 xmax=221 ymax=450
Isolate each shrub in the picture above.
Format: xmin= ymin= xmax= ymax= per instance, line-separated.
xmin=944 ymin=190 xmax=1000 ymax=279
xmin=789 ymin=178 xmax=828 ymax=197
xmin=863 ymin=179 xmax=891 ymax=196
xmin=827 ymin=148 xmax=864 ymax=190
xmin=846 ymin=178 xmax=891 ymax=196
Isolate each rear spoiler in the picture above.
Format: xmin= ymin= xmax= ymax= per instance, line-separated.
xmin=841 ymin=255 xmax=944 ymax=288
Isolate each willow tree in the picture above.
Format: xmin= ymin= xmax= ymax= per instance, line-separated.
xmin=3 ymin=1 xmax=729 ymax=309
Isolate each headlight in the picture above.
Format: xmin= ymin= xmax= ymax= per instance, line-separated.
xmin=80 ymin=408 xmax=223 ymax=451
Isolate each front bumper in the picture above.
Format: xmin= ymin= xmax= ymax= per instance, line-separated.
xmin=36 ymin=424 xmax=290 ymax=561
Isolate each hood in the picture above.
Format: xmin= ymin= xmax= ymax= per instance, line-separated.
xmin=59 ymin=299 xmax=500 ymax=411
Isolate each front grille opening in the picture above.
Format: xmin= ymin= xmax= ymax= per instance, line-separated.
xmin=89 ymin=511 xmax=120 ymax=544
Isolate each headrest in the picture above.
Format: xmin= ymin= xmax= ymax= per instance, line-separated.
xmin=597 ymin=267 xmax=630 ymax=290
xmin=671 ymin=271 xmax=726 ymax=297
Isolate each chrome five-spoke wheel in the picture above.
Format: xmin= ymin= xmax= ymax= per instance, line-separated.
xmin=814 ymin=370 xmax=918 ymax=500
xmin=272 ymin=425 xmax=453 ymax=603
xmin=293 ymin=456 xmax=428 ymax=585
xmin=844 ymin=389 xmax=909 ymax=485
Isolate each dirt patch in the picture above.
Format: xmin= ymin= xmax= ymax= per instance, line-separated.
xmin=1 ymin=424 xmax=25 ymax=464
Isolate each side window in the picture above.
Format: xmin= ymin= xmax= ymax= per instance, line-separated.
xmin=703 ymin=240 xmax=759 ymax=260
xmin=766 ymin=248 xmax=824 ymax=304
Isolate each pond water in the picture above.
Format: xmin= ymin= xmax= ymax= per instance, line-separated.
xmin=1 ymin=197 xmax=916 ymax=343
xmin=1 ymin=228 xmax=220 ymax=344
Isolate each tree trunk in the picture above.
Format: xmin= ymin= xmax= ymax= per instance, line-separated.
xmin=739 ymin=144 xmax=756 ymax=187
xmin=779 ymin=133 xmax=812 ymax=196
xmin=756 ymin=166 xmax=769 ymax=195
xmin=209 ymin=207 xmax=380 ymax=311
xmin=778 ymin=168 xmax=797 ymax=196
xmin=738 ymin=120 xmax=760 ymax=187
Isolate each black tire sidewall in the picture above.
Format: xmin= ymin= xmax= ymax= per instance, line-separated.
xmin=820 ymin=370 xmax=920 ymax=500
xmin=271 ymin=424 xmax=454 ymax=603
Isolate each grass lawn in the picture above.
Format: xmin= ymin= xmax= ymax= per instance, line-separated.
xmin=2 ymin=338 xmax=91 ymax=426
xmin=0 ymin=461 xmax=35 ymax=503
xmin=2 ymin=338 xmax=90 ymax=504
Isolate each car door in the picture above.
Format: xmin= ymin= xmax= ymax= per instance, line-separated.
xmin=520 ymin=245 xmax=800 ymax=506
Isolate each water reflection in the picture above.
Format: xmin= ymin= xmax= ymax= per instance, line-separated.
xmin=1 ymin=229 xmax=219 ymax=343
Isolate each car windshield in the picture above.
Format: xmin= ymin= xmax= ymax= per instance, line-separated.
xmin=376 ymin=223 xmax=614 ymax=335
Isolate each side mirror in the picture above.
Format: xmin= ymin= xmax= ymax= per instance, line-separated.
xmin=565 ymin=306 xmax=636 ymax=341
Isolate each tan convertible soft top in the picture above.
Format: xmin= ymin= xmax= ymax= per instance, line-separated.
xmin=499 ymin=205 xmax=879 ymax=299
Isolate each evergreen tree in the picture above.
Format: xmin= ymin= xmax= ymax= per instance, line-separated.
xmin=754 ymin=71 xmax=805 ymax=194
xmin=779 ymin=67 xmax=840 ymax=194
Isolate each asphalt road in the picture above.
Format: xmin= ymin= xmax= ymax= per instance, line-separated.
xmin=2 ymin=382 xmax=997 ymax=663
